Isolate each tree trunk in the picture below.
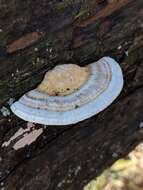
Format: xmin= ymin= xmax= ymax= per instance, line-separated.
xmin=0 ymin=0 xmax=143 ymax=189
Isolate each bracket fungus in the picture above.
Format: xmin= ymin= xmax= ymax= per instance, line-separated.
xmin=11 ymin=57 xmax=123 ymax=125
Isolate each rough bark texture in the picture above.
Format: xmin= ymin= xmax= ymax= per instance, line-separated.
xmin=0 ymin=0 xmax=143 ymax=189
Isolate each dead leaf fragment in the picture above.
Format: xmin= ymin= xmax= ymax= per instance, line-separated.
xmin=7 ymin=32 xmax=42 ymax=53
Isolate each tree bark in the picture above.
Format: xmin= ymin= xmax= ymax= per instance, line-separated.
xmin=0 ymin=0 xmax=143 ymax=189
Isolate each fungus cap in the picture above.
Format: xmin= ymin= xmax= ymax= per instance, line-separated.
xmin=11 ymin=57 xmax=123 ymax=125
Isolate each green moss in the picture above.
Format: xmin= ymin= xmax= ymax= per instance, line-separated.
xmin=74 ymin=9 xmax=88 ymax=19
xmin=0 ymin=79 xmax=12 ymax=104
xmin=55 ymin=0 xmax=75 ymax=10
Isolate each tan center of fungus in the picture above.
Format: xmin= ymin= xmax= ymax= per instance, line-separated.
xmin=37 ymin=64 xmax=90 ymax=96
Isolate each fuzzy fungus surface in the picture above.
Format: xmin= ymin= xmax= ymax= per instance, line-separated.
xmin=38 ymin=64 xmax=89 ymax=96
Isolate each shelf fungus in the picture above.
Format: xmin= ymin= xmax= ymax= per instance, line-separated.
xmin=11 ymin=57 xmax=123 ymax=125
